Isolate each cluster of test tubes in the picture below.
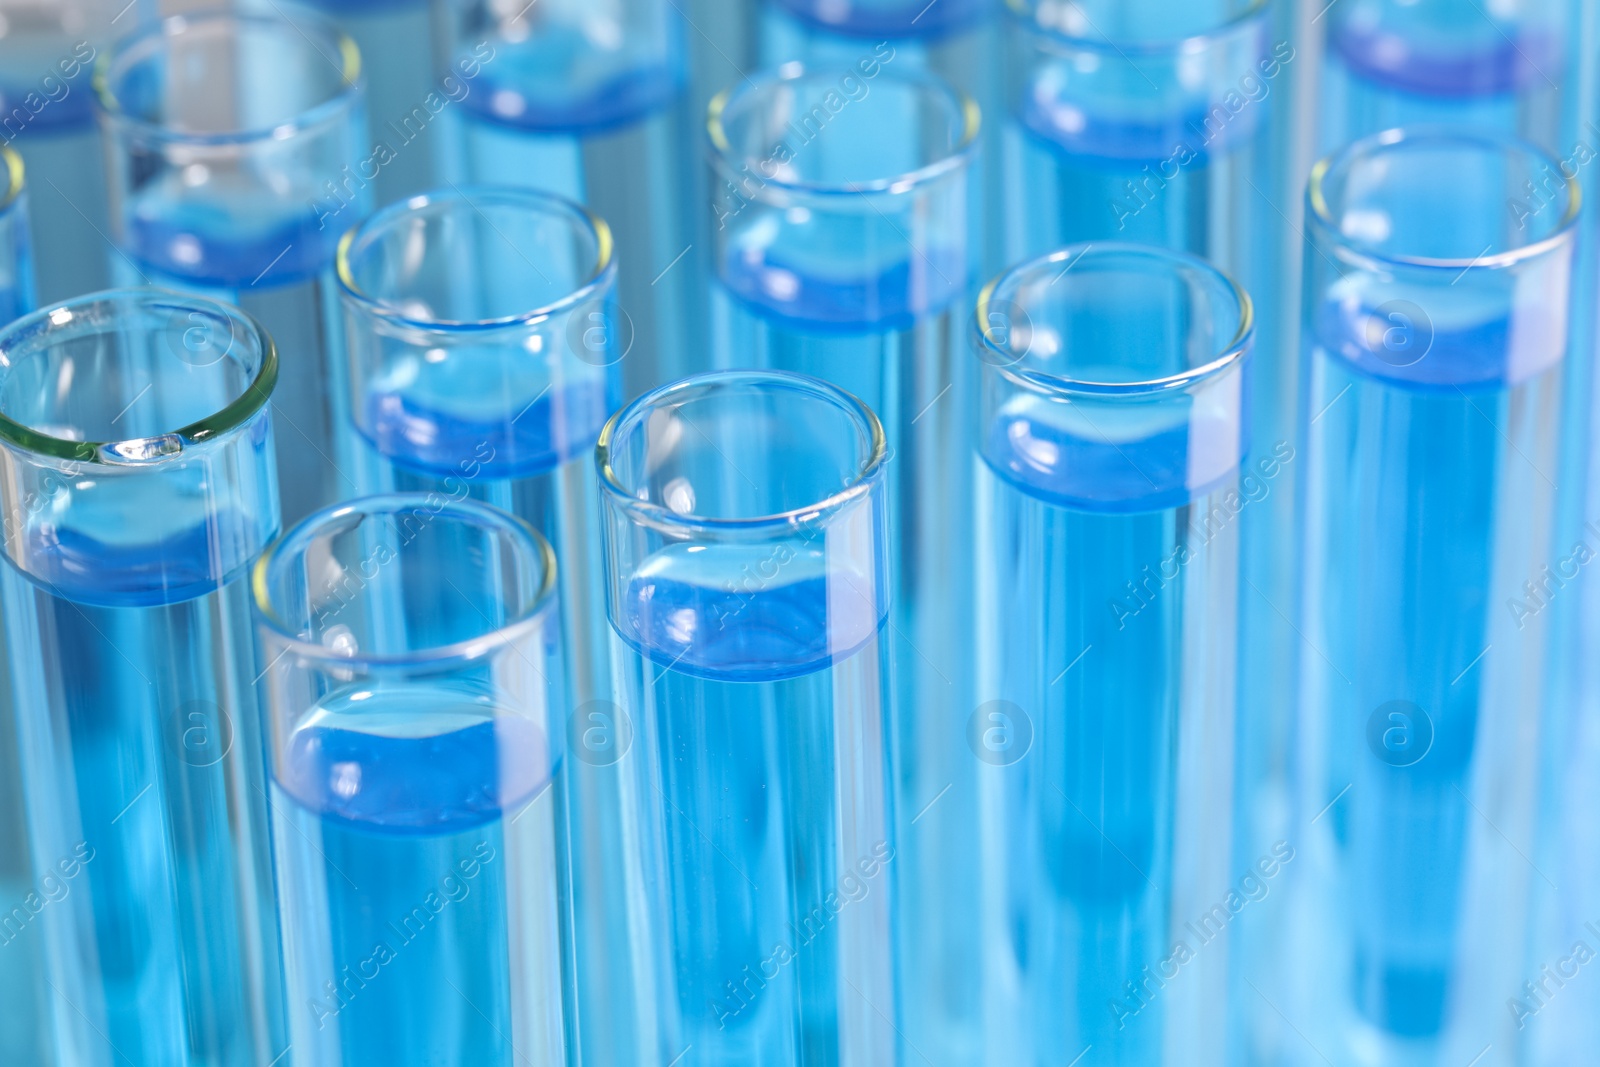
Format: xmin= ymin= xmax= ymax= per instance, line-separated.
xmin=0 ymin=1 xmax=1595 ymax=1065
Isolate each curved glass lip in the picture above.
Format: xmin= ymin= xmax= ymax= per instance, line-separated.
xmin=94 ymin=8 xmax=363 ymax=147
xmin=336 ymin=186 xmax=616 ymax=331
xmin=0 ymin=288 xmax=279 ymax=465
xmin=707 ymin=64 xmax=980 ymax=198
xmin=252 ymin=493 xmax=559 ymax=672
xmin=1308 ymin=127 xmax=1581 ymax=272
xmin=1006 ymin=0 xmax=1270 ymax=54
xmin=0 ymin=146 xmax=23 ymax=215
xmin=974 ymin=242 xmax=1253 ymax=398
xmin=596 ymin=370 xmax=888 ymax=534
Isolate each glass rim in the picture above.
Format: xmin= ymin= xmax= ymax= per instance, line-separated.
xmin=94 ymin=7 xmax=363 ymax=147
xmin=974 ymin=242 xmax=1253 ymax=398
xmin=706 ymin=63 xmax=980 ymax=198
xmin=1005 ymin=0 xmax=1271 ymax=54
xmin=596 ymin=370 xmax=888 ymax=533
xmin=336 ymin=186 xmax=616 ymax=331
xmin=0 ymin=146 xmax=23 ymax=214
xmin=0 ymin=288 xmax=279 ymax=465
xmin=252 ymin=493 xmax=560 ymax=672
xmin=1308 ymin=126 xmax=1582 ymax=272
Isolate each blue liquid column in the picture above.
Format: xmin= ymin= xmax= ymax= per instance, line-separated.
xmin=0 ymin=291 xmax=284 ymax=1066
xmin=971 ymin=245 xmax=1249 ymax=1067
xmin=254 ymin=494 xmax=569 ymax=1066
xmin=334 ymin=188 xmax=664 ymax=1062
xmin=293 ymin=0 xmax=443 ymax=206
xmin=445 ymin=0 xmax=704 ymax=397
xmin=759 ymin=0 xmax=1003 ymax=275
xmin=0 ymin=0 xmax=136 ymax=303
xmin=707 ymin=67 xmax=977 ymax=1063
xmin=1294 ymin=132 xmax=1576 ymax=1063
xmin=597 ymin=371 xmax=898 ymax=1066
xmin=97 ymin=8 xmax=372 ymax=525
xmin=0 ymin=141 xmax=44 ymax=1067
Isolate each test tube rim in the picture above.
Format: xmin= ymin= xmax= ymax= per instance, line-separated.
xmin=0 ymin=287 xmax=278 ymax=465
xmin=595 ymin=369 xmax=888 ymax=535
xmin=93 ymin=7 xmax=364 ymax=148
xmin=706 ymin=63 xmax=980 ymax=199
xmin=1003 ymin=0 xmax=1271 ymax=55
xmin=0 ymin=146 xmax=23 ymax=216
xmin=973 ymin=241 xmax=1253 ymax=399
xmin=1307 ymin=125 xmax=1581 ymax=273
xmin=335 ymin=186 xmax=617 ymax=331
xmin=252 ymin=493 xmax=560 ymax=672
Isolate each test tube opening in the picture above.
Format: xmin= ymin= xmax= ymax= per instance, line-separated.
xmin=254 ymin=494 xmax=556 ymax=667
xmin=337 ymin=188 xmax=612 ymax=327
xmin=1012 ymin=0 xmax=1267 ymax=49
xmin=96 ymin=8 xmax=360 ymax=139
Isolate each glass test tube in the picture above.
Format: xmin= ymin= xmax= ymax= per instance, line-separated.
xmin=254 ymin=494 xmax=569 ymax=1066
xmin=334 ymin=187 xmax=661 ymax=1063
xmin=0 ymin=290 xmax=284 ymax=1065
xmin=1294 ymin=131 xmax=1575 ymax=1062
xmin=0 ymin=0 xmax=134 ymax=303
xmin=0 ymin=140 xmax=42 ymax=1067
xmin=758 ymin=0 xmax=1003 ymax=274
xmin=972 ymin=245 xmax=1249 ymax=1067
xmin=597 ymin=370 xmax=898 ymax=1066
xmin=98 ymin=7 xmax=372 ymax=525
xmin=707 ymin=65 xmax=977 ymax=1063
xmin=444 ymin=0 xmax=702 ymax=397
xmin=291 ymin=0 xmax=443 ymax=206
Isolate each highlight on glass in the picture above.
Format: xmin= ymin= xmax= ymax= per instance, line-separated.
xmin=596 ymin=370 xmax=897 ymax=1064
xmin=96 ymin=6 xmax=370 ymax=524
xmin=253 ymin=493 xmax=568 ymax=1065
xmin=0 ymin=0 xmax=130 ymax=303
xmin=971 ymin=243 xmax=1251 ymax=1066
xmin=1293 ymin=128 xmax=1577 ymax=1061
xmin=444 ymin=0 xmax=700 ymax=395
xmin=708 ymin=62 xmax=980 ymax=1060
xmin=0 ymin=145 xmax=35 ymax=325
xmin=0 ymin=289 xmax=283 ymax=1065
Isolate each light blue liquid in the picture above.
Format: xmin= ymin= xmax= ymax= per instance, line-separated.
xmin=118 ymin=193 xmax=351 ymax=525
xmin=272 ymin=683 xmax=568 ymax=1065
xmin=1 ymin=516 xmax=283 ymax=1066
xmin=613 ymin=545 xmax=898 ymax=1066
xmin=974 ymin=395 xmax=1240 ymax=1066
xmin=451 ymin=41 xmax=699 ymax=393
xmin=1300 ymin=306 xmax=1558 ymax=1052
xmin=713 ymin=248 xmax=971 ymax=1062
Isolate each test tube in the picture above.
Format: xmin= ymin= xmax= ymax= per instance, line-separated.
xmin=334 ymin=187 xmax=664 ymax=1062
xmin=0 ymin=289 xmax=283 ymax=1064
xmin=707 ymin=65 xmax=978 ymax=1060
xmin=290 ymin=0 xmax=444 ymax=205
xmin=972 ymin=244 xmax=1249 ymax=1066
xmin=597 ymin=370 xmax=897 ymax=1065
xmin=758 ymin=0 xmax=1003 ymax=273
xmin=0 ymin=140 xmax=42 ymax=1067
xmin=253 ymin=494 xmax=569 ymax=1065
xmin=0 ymin=0 xmax=134 ymax=303
xmin=443 ymin=0 xmax=702 ymax=396
xmin=97 ymin=7 xmax=372 ymax=524
xmin=1294 ymin=130 xmax=1576 ymax=1061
